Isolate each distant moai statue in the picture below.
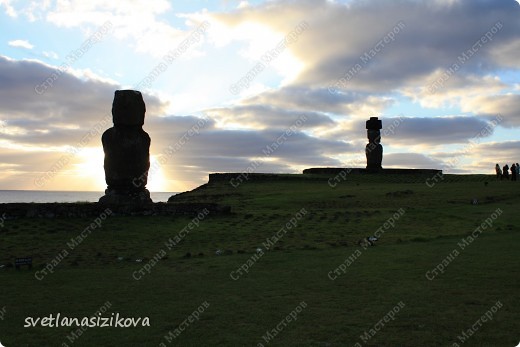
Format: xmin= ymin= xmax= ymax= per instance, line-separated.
xmin=99 ymin=90 xmax=152 ymax=205
xmin=365 ymin=116 xmax=383 ymax=172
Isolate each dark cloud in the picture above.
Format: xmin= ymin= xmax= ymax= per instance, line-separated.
xmin=150 ymin=119 xmax=350 ymax=165
xmin=205 ymin=104 xmax=335 ymax=130
xmin=324 ymin=116 xmax=495 ymax=146
xmin=0 ymin=149 xmax=64 ymax=172
xmin=0 ymin=55 xmax=166 ymax=146
xmin=474 ymin=140 xmax=520 ymax=168
xmin=305 ymin=0 xmax=520 ymax=90
xmin=211 ymin=0 xmax=520 ymax=91
xmin=478 ymin=140 xmax=520 ymax=152
xmin=430 ymin=140 xmax=520 ymax=173
xmin=0 ymin=56 xmax=349 ymax=189
xmin=239 ymin=86 xmax=391 ymax=116
xmin=468 ymin=94 xmax=520 ymax=128
xmin=2 ymin=0 xmax=520 ymax=190
xmin=378 ymin=116 xmax=494 ymax=145
xmin=383 ymin=152 xmax=444 ymax=169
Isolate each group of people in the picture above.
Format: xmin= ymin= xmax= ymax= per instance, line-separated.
xmin=495 ymin=163 xmax=519 ymax=181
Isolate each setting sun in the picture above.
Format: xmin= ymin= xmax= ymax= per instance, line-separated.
xmin=74 ymin=147 xmax=106 ymax=191
xmin=74 ymin=149 xmax=170 ymax=192
xmin=147 ymin=155 xmax=168 ymax=192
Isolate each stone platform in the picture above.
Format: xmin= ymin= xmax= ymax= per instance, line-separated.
xmin=207 ymin=168 xmax=443 ymax=185
xmin=0 ymin=202 xmax=231 ymax=219
xmin=302 ymin=168 xmax=442 ymax=175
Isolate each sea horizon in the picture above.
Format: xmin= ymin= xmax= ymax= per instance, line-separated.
xmin=0 ymin=190 xmax=178 ymax=203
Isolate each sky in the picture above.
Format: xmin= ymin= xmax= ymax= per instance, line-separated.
xmin=0 ymin=0 xmax=519 ymax=193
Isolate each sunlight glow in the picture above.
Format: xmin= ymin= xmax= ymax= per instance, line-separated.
xmin=75 ymin=147 xmax=106 ymax=191
xmin=74 ymin=150 xmax=169 ymax=192
xmin=147 ymin=155 xmax=168 ymax=192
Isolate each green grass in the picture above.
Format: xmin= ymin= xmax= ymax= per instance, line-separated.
xmin=0 ymin=173 xmax=519 ymax=346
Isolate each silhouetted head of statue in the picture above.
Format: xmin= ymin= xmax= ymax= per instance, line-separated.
xmin=366 ymin=117 xmax=382 ymax=131
xmin=112 ymin=90 xmax=146 ymax=126
xmin=366 ymin=117 xmax=382 ymax=143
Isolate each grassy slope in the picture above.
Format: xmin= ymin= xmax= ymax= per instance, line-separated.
xmin=0 ymin=173 xmax=519 ymax=346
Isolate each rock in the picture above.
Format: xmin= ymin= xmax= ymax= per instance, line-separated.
xmin=99 ymin=90 xmax=152 ymax=205
xmin=99 ymin=188 xmax=152 ymax=205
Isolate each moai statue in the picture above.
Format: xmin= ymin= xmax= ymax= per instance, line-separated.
xmin=99 ymin=90 xmax=152 ymax=205
xmin=365 ymin=116 xmax=383 ymax=172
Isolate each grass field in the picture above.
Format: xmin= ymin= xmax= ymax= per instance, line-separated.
xmin=0 ymin=173 xmax=519 ymax=346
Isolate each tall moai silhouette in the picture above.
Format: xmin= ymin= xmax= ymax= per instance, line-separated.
xmin=365 ymin=116 xmax=383 ymax=172
xmin=99 ymin=90 xmax=152 ymax=205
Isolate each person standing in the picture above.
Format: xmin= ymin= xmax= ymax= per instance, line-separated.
xmin=503 ymin=164 xmax=510 ymax=180
xmin=495 ymin=164 xmax=502 ymax=180
xmin=511 ymin=164 xmax=517 ymax=181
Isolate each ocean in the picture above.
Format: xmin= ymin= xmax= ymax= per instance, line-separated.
xmin=0 ymin=191 xmax=177 ymax=203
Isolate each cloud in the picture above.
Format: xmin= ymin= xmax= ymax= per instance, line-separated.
xmin=461 ymin=94 xmax=520 ymax=127
xmin=42 ymin=51 xmax=59 ymax=59
xmin=401 ymin=74 xmax=507 ymax=109
xmin=148 ymin=116 xmax=350 ymax=165
xmin=490 ymin=30 xmax=520 ymax=68
xmin=191 ymin=0 xmax=520 ymax=134
xmin=399 ymin=72 xmax=519 ymax=128
xmin=195 ymin=0 xmax=520 ymax=127
xmin=473 ymin=140 xmax=520 ymax=166
xmin=44 ymin=0 xmax=207 ymax=58
xmin=46 ymin=0 xmax=171 ymax=27
xmin=0 ymin=55 xmax=350 ymax=190
xmin=1 ymin=0 xmax=520 ymax=190
xmin=384 ymin=153 xmax=445 ymax=169
xmin=207 ymin=0 xmax=520 ymax=144
xmin=0 ymin=0 xmax=17 ymax=17
xmin=0 ymin=55 xmax=166 ymax=147
xmin=200 ymin=0 xmax=520 ymax=92
xmin=1 ymin=0 xmax=210 ymax=58
xmin=237 ymin=86 xmax=393 ymax=117
xmin=8 ymin=39 xmax=34 ymax=49
xmin=433 ymin=140 xmax=520 ymax=173
xmin=205 ymin=104 xmax=335 ymax=130
xmin=376 ymin=116 xmax=494 ymax=145
xmin=322 ymin=115 xmax=497 ymax=148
